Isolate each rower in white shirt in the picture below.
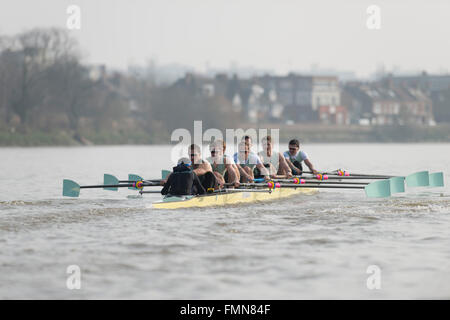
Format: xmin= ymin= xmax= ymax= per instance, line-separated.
xmin=233 ymin=141 xmax=270 ymax=183
xmin=258 ymin=135 xmax=292 ymax=178
xmin=207 ymin=140 xmax=240 ymax=188
xmin=283 ymin=139 xmax=318 ymax=175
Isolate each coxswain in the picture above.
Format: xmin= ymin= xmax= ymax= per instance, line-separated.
xmin=161 ymin=158 xmax=206 ymax=196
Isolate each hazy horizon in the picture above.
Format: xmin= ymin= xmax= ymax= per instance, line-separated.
xmin=1 ymin=0 xmax=449 ymax=78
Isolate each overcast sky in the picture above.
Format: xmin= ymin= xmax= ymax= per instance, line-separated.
xmin=1 ymin=0 xmax=449 ymax=77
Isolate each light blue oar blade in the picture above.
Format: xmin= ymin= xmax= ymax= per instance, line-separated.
xmin=63 ymin=179 xmax=80 ymax=197
xmin=162 ymin=170 xmax=171 ymax=179
xmin=429 ymin=172 xmax=444 ymax=187
xmin=128 ymin=174 xmax=143 ymax=190
xmin=406 ymin=171 xmax=429 ymax=187
xmin=389 ymin=176 xmax=405 ymax=194
xmin=365 ymin=180 xmax=391 ymax=198
xmin=103 ymin=174 xmax=119 ymax=191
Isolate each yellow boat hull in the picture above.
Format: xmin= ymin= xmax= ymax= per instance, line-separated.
xmin=152 ymin=187 xmax=318 ymax=209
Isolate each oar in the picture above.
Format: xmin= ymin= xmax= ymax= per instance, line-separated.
xmin=405 ymin=171 xmax=429 ymax=187
xmin=301 ymin=170 xmax=444 ymax=190
xmin=266 ymin=176 xmax=404 ymax=194
xmin=103 ymin=174 xmax=163 ymax=191
xmin=239 ymin=183 xmax=366 ymax=190
xmin=63 ymin=179 xmax=159 ymax=197
xmin=233 ymin=180 xmax=369 ymax=186
xmin=300 ymin=174 xmax=391 ymax=180
xmin=302 ymin=170 xmax=393 ymax=178
xmin=429 ymin=172 xmax=444 ymax=187
xmin=234 ymin=180 xmax=391 ymax=198
xmin=262 ymin=178 xmax=371 ymax=185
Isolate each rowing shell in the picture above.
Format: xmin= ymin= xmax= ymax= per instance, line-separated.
xmin=151 ymin=187 xmax=318 ymax=209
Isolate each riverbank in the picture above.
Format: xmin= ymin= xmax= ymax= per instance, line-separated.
xmin=1 ymin=124 xmax=450 ymax=146
xmin=257 ymin=123 xmax=450 ymax=143
xmin=0 ymin=129 xmax=169 ymax=146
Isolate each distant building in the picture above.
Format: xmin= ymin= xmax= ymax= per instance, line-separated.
xmin=342 ymin=80 xmax=434 ymax=126
xmin=387 ymin=72 xmax=450 ymax=93
xmin=255 ymin=74 xmax=340 ymax=122
xmin=173 ymin=73 xmax=284 ymax=123
xmin=383 ymin=72 xmax=450 ymax=123
xmin=318 ymin=105 xmax=349 ymax=125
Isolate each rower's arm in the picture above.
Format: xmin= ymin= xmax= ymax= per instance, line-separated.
xmin=193 ymin=162 xmax=213 ymax=176
xmin=193 ymin=173 xmax=206 ymax=195
xmin=285 ymin=158 xmax=297 ymax=171
xmin=285 ymin=158 xmax=301 ymax=174
xmin=256 ymin=163 xmax=270 ymax=177
xmin=225 ymin=163 xmax=239 ymax=184
xmin=279 ymin=153 xmax=292 ymax=175
xmin=304 ymin=159 xmax=318 ymax=174
xmin=161 ymin=174 xmax=173 ymax=195
xmin=237 ymin=164 xmax=247 ymax=177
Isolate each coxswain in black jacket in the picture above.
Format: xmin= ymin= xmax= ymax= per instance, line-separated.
xmin=161 ymin=162 xmax=206 ymax=196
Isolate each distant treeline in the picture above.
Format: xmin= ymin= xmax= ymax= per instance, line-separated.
xmin=1 ymin=28 xmax=450 ymax=146
xmin=0 ymin=28 xmax=240 ymax=145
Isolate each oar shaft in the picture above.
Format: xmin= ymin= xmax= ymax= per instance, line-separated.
xmin=120 ymin=179 xmax=162 ymax=183
xmin=300 ymin=176 xmax=388 ymax=180
xmin=81 ymin=184 xmax=134 ymax=189
xmin=139 ymin=190 xmax=163 ymax=194
xmin=280 ymin=184 xmax=365 ymax=189
xmin=81 ymin=182 xmax=158 ymax=189
xmin=273 ymin=179 xmax=368 ymax=185
xmin=237 ymin=183 xmax=365 ymax=189
xmin=302 ymin=171 xmax=393 ymax=178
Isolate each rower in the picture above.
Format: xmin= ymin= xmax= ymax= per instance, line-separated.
xmin=283 ymin=139 xmax=318 ymax=175
xmin=233 ymin=135 xmax=259 ymax=160
xmin=220 ymin=139 xmax=241 ymax=183
xmin=232 ymin=135 xmax=262 ymax=176
xmin=206 ymin=140 xmax=240 ymax=188
xmin=234 ymin=141 xmax=270 ymax=182
xmin=258 ymin=135 xmax=292 ymax=178
xmin=161 ymin=158 xmax=206 ymax=196
xmin=189 ymin=144 xmax=217 ymax=192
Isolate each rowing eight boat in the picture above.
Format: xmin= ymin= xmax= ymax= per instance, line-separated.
xmin=62 ymin=170 xmax=444 ymax=210
xmin=151 ymin=186 xmax=318 ymax=209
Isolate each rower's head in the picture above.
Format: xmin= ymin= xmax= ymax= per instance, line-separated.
xmin=177 ymin=157 xmax=192 ymax=169
xmin=242 ymin=135 xmax=253 ymax=148
xmin=238 ymin=141 xmax=250 ymax=159
xmin=288 ymin=139 xmax=300 ymax=155
xmin=218 ymin=140 xmax=227 ymax=153
xmin=209 ymin=140 xmax=224 ymax=158
xmin=188 ymin=144 xmax=202 ymax=164
xmin=262 ymin=135 xmax=272 ymax=151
